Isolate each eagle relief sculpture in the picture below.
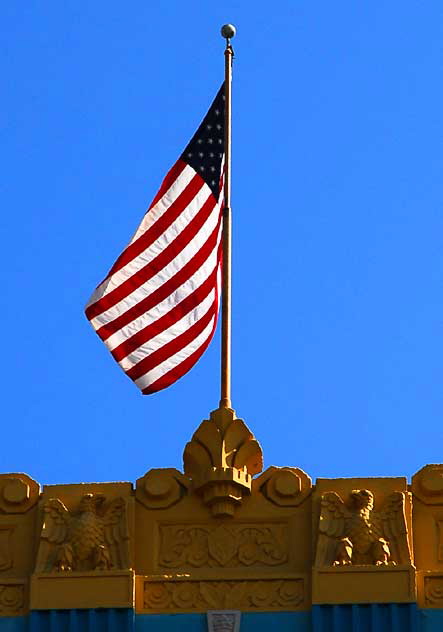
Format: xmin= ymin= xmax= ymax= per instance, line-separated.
xmin=35 ymin=493 xmax=130 ymax=573
xmin=314 ymin=489 xmax=411 ymax=567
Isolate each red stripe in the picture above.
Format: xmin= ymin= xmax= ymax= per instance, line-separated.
xmin=86 ymin=167 xmax=205 ymax=320
xmin=87 ymin=188 xmax=218 ymax=321
xmin=88 ymin=160 xmax=188 ymax=295
xmin=107 ymin=160 xmax=190 ymax=277
xmin=96 ymin=211 xmax=223 ymax=340
xmin=127 ymin=301 xmax=216 ymax=381
xmin=141 ymin=294 xmax=219 ymax=394
xmin=111 ymin=260 xmax=219 ymax=362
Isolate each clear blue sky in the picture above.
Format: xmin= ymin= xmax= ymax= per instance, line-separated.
xmin=2 ymin=2 xmax=442 ymax=486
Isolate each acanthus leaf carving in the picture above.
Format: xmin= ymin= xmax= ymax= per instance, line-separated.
xmin=207 ymin=526 xmax=237 ymax=566
xmin=183 ymin=407 xmax=263 ymax=517
xmin=159 ymin=523 xmax=287 ymax=569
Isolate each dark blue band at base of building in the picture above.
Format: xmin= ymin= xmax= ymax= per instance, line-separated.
xmin=0 ymin=606 xmax=442 ymax=632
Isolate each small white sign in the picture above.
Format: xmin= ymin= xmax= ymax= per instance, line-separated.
xmin=207 ymin=610 xmax=241 ymax=632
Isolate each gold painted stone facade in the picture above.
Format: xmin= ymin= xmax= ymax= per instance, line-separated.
xmin=0 ymin=409 xmax=442 ymax=613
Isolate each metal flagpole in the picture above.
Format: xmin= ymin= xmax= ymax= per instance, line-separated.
xmin=219 ymin=24 xmax=235 ymax=409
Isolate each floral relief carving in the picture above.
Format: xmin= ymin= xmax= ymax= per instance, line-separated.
xmin=425 ymin=576 xmax=443 ymax=606
xmin=159 ymin=523 xmax=287 ymax=568
xmin=0 ymin=585 xmax=24 ymax=613
xmin=143 ymin=579 xmax=304 ymax=612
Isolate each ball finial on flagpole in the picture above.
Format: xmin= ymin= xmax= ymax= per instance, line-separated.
xmin=221 ymin=24 xmax=236 ymax=41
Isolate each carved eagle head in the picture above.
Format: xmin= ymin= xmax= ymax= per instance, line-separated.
xmin=351 ymin=489 xmax=374 ymax=511
xmin=78 ymin=493 xmax=106 ymax=514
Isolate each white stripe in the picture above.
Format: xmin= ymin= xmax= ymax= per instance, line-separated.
xmin=128 ymin=163 xmax=196 ymax=244
xmin=134 ymin=315 xmax=216 ymax=390
xmin=90 ymin=193 xmax=222 ymax=331
xmin=103 ymin=227 xmax=221 ymax=352
xmin=90 ymin=180 xmax=211 ymax=312
xmin=117 ymin=289 xmax=215 ymax=371
xmin=86 ymin=164 xmax=196 ymax=308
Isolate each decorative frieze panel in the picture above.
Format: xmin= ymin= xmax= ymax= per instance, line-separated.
xmin=142 ymin=578 xmax=305 ymax=612
xmin=159 ymin=523 xmax=287 ymax=568
xmin=2 ymin=464 xmax=443 ymax=614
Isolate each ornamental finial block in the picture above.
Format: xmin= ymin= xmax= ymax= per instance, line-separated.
xmin=183 ymin=407 xmax=263 ymax=517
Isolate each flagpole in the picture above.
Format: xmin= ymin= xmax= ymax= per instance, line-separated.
xmin=219 ymin=24 xmax=235 ymax=409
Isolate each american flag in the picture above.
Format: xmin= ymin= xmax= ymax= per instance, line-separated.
xmin=85 ymin=85 xmax=225 ymax=394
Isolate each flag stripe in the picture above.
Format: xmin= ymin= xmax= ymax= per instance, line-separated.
xmin=117 ymin=289 xmax=215 ymax=372
xmin=137 ymin=313 xmax=217 ymax=391
xmin=110 ymin=250 xmax=220 ymax=362
xmin=141 ymin=308 xmax=218 ymax=395
xmin=126 ymin=295 xmax=217 ymax=380
xmin=86 ymin=163 xmax=200 ymax=315
xmin=105 ymin=236 xmax=221 ymax=353
xmin=95 ymin=210 xmax=222 ymax=341
xmin=89 ymin=178 xmax=218 ymax=329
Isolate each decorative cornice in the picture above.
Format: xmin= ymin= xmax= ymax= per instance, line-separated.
xmin=0 ymin=465 xmax=442 ymax=613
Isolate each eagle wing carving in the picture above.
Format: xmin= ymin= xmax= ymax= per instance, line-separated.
xmin=103 ymin=497 xmax=130 ymax=569
xmin=36 ymin=498 xmax=70 ymax=572
xmin=315 ymin=492 xmax=351 ymax=566
xmin=372 ymin=491 xmax=411 ymax=564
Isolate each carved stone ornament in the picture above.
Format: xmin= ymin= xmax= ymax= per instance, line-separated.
xmin=183 ymin=407 xmax=263 ymax=517
xmin=159 ymin=523 xmax=287 ymax=568
xmin=424 ymin=576 xmax=443 ymax=606
xmin=35 ymin=493 xmax=130 ymax=572
xmin=0 ymin=474 xmax=39 ymax=514
xmin=315 ymin=489 xmax=411 ymax=567
xmin=207 ymin=610 xmax=241 ymax=632
xmin=412 ymin=464 xmax=443 ymax=505
xmin=136 ymin=468 xmax=190 ymax=509
xmin=0 ymin=583 xmax=25 ymax=615
xmin=254 ymin=466 xmax=312 ymax=507
xmin=143 ymin=578 xmax=304 ymax=612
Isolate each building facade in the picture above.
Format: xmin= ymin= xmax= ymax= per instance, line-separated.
xmin=1 ymin=407 xmax=442 ymax=631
